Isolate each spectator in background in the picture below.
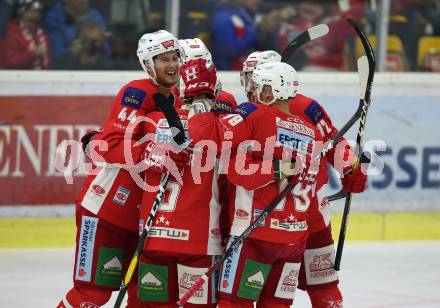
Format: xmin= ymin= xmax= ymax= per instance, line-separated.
xmin=211 ymin=0 xmax=294 ymax=70
xmin=279 ymin=0 xmax=367 ymax=71
xmin=43 ymin=0 xmax=110 ymax=58
xmin=0 ymin=0 xmax=50 ymax=69
xmin=52 ymin=21 xmax=112 ymax=70
xmin=0 ymin=0 xmax=16 ymax=35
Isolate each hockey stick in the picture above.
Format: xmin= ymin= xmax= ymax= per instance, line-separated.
xmin=334 ymin=18 xmax=375 ymax=271
xmin=114 ymin=93 xmax=185 ymax=308
xmin=281 ymin=24 xmax=329 ymax=63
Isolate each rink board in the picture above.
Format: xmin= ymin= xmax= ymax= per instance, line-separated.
xmin=1 ymin=71 xmax=439 ymax=213
xmin=1 ymin=212 xmax=440 ymax=248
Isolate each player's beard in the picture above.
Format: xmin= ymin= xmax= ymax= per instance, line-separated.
xmin=155 ymin=71 xmax=179 ymax=89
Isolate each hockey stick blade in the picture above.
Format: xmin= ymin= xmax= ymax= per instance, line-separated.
xmin=153 ymin=92 xmax=186 ymax=145
xmin=281 ymin=24 xmax=329 ymax=63
xmin=347 ymin=18 xmax=375 ymax=102
xmin=334 ymin=18 xmax=375 ymax=271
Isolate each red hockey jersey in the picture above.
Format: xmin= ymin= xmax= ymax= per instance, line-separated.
xmin=289 ymin=93 xmax=352 ymax=233
xmin=188 ymin=102 xmax=322 ymax=245
xmin=78 ymin=78 xmax=181 ymax=232
xmin=140 ymin=109 xmax=224 ymax=256
xmin=212 ymin=90 xmax=238 ymax=114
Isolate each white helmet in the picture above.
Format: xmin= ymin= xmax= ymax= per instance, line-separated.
xmin=178 ymin=38 xmax=213 ymax=67
xmin=241 ymin=50 xmax=281 ymax=94
xmin=137 ymin=30 xmax=179 ymax=78
xmin=252 ymin=62 xmax=299 ymax=105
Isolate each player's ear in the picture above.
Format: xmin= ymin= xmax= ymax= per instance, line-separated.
xmin=145 ymin=63 xmax=155 ymax=78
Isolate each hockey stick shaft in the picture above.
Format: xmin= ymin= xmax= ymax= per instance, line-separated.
xmin=334 ymin=18 xmax=375 ymax=271
xmin=281 ymin=24 xmax=329 ymax=63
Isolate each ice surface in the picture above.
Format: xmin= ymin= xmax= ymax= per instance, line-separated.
xmin=1 ymin=242 xmax=439 ymax=307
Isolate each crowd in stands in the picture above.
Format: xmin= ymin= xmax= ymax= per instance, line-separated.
xmin=0 ymin=0 xmax=439 ymax=71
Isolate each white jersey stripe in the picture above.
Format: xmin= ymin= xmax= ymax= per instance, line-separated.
xmin=230 ymin=186 xmax=254 ymax=236
xmin=207 ymin=160 xmax=222 ymax=255
xmin=80 ymin=167 xmax=120 ymax=215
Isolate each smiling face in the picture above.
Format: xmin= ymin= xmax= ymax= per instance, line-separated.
xmin=149 ymin=50 xmax=180 ymax=88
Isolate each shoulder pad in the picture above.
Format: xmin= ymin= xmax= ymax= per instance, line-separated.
xmin=304 ymin=100 xmax=325 ymax=125
xmin=233 ymin=102 xmax=257 ymax=119
xmin=121 ymin=86 xmax=147 ymax=109
xmin=211 ymin=100 xmax=234 ymax=114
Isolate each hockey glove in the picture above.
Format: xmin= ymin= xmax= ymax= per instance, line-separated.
xmin=80 ymin=129 xmax=101 ymax=156
xmin=273 ymin=160 xmax=297 ymax=180
xmin=143 ymin=141 xmax=190 ymax=174
xmin=341 ymin=164 xmax=367 ymax=193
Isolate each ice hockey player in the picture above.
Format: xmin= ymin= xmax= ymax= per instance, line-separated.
xmin=187 ymin=62 xmax=322 ymax=307
xmin=57 ymin=30 xmax=182 ymax=308
xmin=240 ymin=50 xmax=282 ymax=101
xmin=240 ymin=49 xmax=368 ymax=308
xmin=178 ymin=37 xmax=238 ymax=113
xmin=289 ymin=78 xmax=368 ymax=308
xmin=125 ymin=57 xmax=226 ymax=307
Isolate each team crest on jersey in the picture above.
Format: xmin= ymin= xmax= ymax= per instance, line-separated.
xmin=233 ymin=103 xmax=257 ymax=119
xmin=121 ymin=87 xmax=146 ymax=109
xmin=113 ymin=186 xmax=130 ymax=206
xmin=304 ymin=101 xmax=325 ymax=125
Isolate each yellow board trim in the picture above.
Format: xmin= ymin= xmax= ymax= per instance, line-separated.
xmin=0 ymin=213 xmax=440 ymax=248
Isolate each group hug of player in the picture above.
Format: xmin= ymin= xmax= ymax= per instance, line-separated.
xmin=57 ymin=29 xmax=368 ymax=308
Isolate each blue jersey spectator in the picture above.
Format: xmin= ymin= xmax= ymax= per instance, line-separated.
xmin=211 ymin=1 xmax=261 ymax=70
xmin=0 ymin=0 xmax=16 ymax=35
xmin=43 ymin=0 xmax=110 ymax=57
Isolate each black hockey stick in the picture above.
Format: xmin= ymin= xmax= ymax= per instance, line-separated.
xmin=281 ymin=24 xmax=329 ymax=63
xmin=114 ymin=93 xmax=185 ymax=308
xmin=153 ymin=93 xmax=186 ymax=145
xmin=334 ymin=18 xmax=375 ymax=271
